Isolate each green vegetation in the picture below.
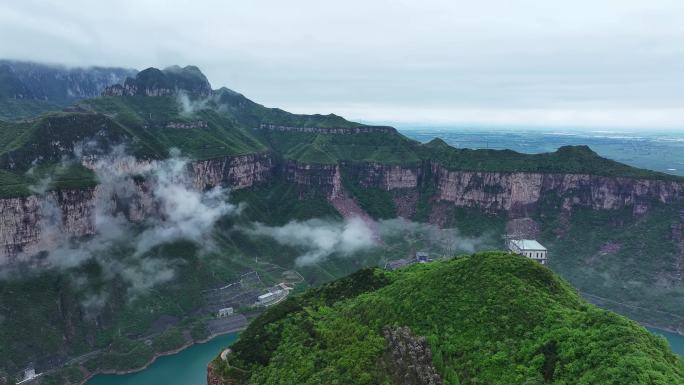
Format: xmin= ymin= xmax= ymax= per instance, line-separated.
xmin=0 ymin=112 xmax=129 ymax=196
xmin=190 ymin=319 xmax=210 ymax=341
xmin=0 ymin=272 xmax=92 ymax=371
xmin=1 ymin=66 xmax=681 ymax=199
xmin=3 ymin=65 xmax=684 ymax=380
xmin=153 ymin=327 xmax=186 ymax=352
xmin=341 ymin=175 xmax=397 ymax=219
xmin=97 ymin=337 xmax=154 ymax=372
xmin=230 ymin=175 xmax=341 ymax=225
xmin=40 ymin=366 xmax=85 ymax=385
xmin=442 ymin=206 xmax=507 ymax=237
xmin=536 ymin=200 xmax=684 ymax=332
xmin=257 ymin=129 xmax=422 ymax=165
xmin=82 ymin=96 xmax=268 ymax=159
xmin=421 ymin=139 xmax=683 ymax=181
xmin=213 ymin=87 xmax=360 ymax=130
xmin=215 ymin=253 xmax=684 ymax=385
xmin=0 ymin=98 xmax=66 ymax=121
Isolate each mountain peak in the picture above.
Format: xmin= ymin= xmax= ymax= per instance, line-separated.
xmin=102 ymin=65 xmax=212 ymax=97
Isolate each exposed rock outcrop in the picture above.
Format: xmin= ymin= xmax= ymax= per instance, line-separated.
xmin=284 ymin=160 xmax=684 ymax=220
xmin=380 ymin=326 xmax=442 ymax=385
xmin=207 ymin=363 xmax=224 ymax=385
xmin=103 ymin=66 xmax=212 ymax=97
xmin=192 ymin=153 xmax=272 ymax=190
xmin=283 ymin=160 xmax=342 ymax=199
xmin=432 ymin=165 xmax=684 ymax=215
xmin=4 ymin=154 xmax=684 ymax=265
xmin=0 ymin=188 xmax=97 ymax=263
xmin=0 ymin=153 xmax=273 ymax=265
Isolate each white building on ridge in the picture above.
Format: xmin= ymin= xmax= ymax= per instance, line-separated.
xmin=508 ymin=239 xmax=548 ymax=265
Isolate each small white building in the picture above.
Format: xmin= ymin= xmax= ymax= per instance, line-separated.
xmin=508 ymin=239 xmax=548 ymax=265
xmin=217 ymin=307 xmax=234 ymax=318
xmin=16 ymin=367 xmax=38 ymax=385
xmin=256 ymin=289 xmax=286 ymax=306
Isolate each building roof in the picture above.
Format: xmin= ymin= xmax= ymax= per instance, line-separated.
xmin=258 ymin=290 xmax=283 ymax=300
xmin=510 ymin=239 xmax=547 ymax=251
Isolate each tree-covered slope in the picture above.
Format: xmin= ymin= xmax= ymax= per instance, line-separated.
xmin=82 ymin=95 xmax=268 ymax=159
xmin=1 ymin=63 xmax=681 ymax=199
xmin=255 ymin=128 xmax=422 ymax=165
xmin=421 ymin=138 xmax=683 ymax=181
xmin=213 ymin=252 xmax=684 ymax=385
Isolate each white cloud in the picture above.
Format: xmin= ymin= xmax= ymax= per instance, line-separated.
xmin=242 ymin=216 xmax=494 ymax=266
xmin=0 ymin=0 xmax=683 ymax=128
xmin=21 ymin=146 xmax=241 ymax=299
xmin=242 ymin=217 xmax=376 ymax=266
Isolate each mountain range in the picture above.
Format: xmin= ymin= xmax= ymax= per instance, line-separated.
xmin=0 ymin=62 xmax=683 ymax=384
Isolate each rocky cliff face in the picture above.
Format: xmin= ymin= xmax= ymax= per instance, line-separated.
xmin=0 ymin=189 xmax=97 ymax=263
xmin=103 ymin=66 xmax=212 ymax=97
xmin=343 ymin=162 xmax=420 ymax=190
xmin=0 ymin=153 xmax=273 ymax=265
xmin=206 ymin=363 xmax=224 ymax=385
xmin=380 ymin=326 xmax=442 ymax=385
xmin=283 ymin=160 xmax=342 ymax=199
xmin=192 ymin=153 xmax=273 ymax=190
xmin=285 ymin=160 xmax=684 ymax=220
xmin=4 ymin=154 xmax=684 ymax=265
xmin=432 ymin=164 xmax=684 ymax=216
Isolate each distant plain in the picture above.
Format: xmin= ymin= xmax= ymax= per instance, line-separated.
xmin=399 ymin=127 xmax=684 ymax=177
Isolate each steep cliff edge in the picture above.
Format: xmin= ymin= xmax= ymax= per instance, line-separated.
xmin=3 ymin=63 xmax=684 ymax=376
xmin=282 ymin=159 xmax=684 ymax=218
xmin=0 ymin=152 xmax=273 ymax=264
xmin=209 ymin=253 xmax=684 ymax=385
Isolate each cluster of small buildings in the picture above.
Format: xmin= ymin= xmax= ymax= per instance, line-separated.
xmin=384 ymin=240 xmax=548 ymax=272
xmin=384 ymin=251 xmax=432 ymax=271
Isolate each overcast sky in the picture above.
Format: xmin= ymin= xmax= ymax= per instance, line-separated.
xmin=1 ymin=0 xmax=683 ymax=129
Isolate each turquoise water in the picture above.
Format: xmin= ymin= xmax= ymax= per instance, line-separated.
xmin=647 ymin=327 xmax=684 ymax=355
xmin=85 ymin=333 xmax=237 ymax=385
xmin=84 ymin=327 xmax=682 ymax=385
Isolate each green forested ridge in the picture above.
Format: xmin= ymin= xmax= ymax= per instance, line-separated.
xmin=0 ymin=185 xmax=402 ymax=375
xmin=421 ymin=139 xmax=683 ymax=180
xmin=1 ymin=65 xmax=681 ymax=200
xmin=214 ymin=253 xmax=684 ymax=385
xmin=2 ymin=64 xmax=684 ymax=380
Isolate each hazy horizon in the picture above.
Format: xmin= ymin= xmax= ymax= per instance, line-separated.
xmin=2 ymin=0 xmax=683 ymax=130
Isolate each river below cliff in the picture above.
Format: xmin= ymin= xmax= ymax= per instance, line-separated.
xmin=85 ymin=333 xmax=238 ymax=385
xmin=83 ymin=328 xmax=683 ymax=385
xmin=647 ymin=327 xmax=684 ymax=355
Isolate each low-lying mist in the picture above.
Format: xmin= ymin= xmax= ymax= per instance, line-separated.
xmin=6 ymin=142 xmax=493 ymax=310
xmin=14 ymin=146 xmax=241 ymax=306
xmin=241 ymin=216 xmax=494 ymax=266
